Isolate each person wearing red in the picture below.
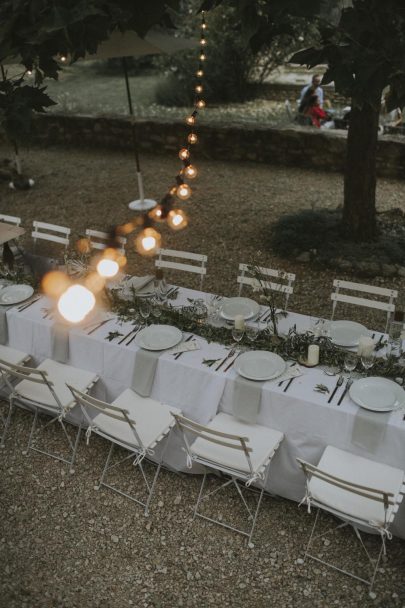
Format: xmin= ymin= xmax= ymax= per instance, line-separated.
xmin=304 ymin=94 xmax=329 ymax=128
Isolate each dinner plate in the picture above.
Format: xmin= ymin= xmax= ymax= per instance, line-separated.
xmin=135 ymin=324 xmax=182 ymax=351
xmin=0 ymin=284 xmax=34 ymax=306
xmin=330 ymin=320 xmax=369 ymax=347
xmin=235 ymin=350 xmax=286 ymax=381
xmin=349 ymin=377 xmax=405 ymax=412
xmin=220 ymin=297 xmax=260 ymax=321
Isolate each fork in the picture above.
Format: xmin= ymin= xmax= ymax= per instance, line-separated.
xmin=215 ymin=346 xmax=236 ymax=371
xmin=328 ymin=375 xmax=344 ymax=403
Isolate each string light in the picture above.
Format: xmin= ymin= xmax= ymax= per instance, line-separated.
xmin=135 ymin=227 xmax=161 ymax=256
xmin=60 ymin=55 xmax=67 ymax=63
xmin=200 ymin=38 xmax=207 ymax=46
xmin=196 ymin=68 xmax=204 ymax=78
xmin=178 ymin=147 xmax=190 ymax=160
xmin=96 ymin=258 xmax=119 ymax=279
xmin=167 ymin=209 xmax=188 ymax=231
xmin=199 ymin=52 xmax=206 ymax=61
xmin=196 ymin=99 xmax=205 ymax=109
xmin=186 ymin=111 xmax=197 ymax=126
xmin=176 ymin=182 xmax=192 ymax=200
xmin=184 ymin=164 xmax=198 ymax=179
xmin=188 ymin=133 xmax=198 ymax=144
xmin=58 ymin=285 xmax=95 ymax=323
xmin=195 ymin=84 xmax=203 ymax=94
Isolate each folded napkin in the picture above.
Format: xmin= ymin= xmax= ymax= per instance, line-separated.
xmin=351 ymin=408 xmax=391 ymax=452
xmin=169 ymin=339 xmax=200 ymax=355
xmin=132 ymin=348 xmax=161 ymax=397
xmin=271 ymin=363 xmax=303 ymax=384
xmin=231 ymin=375 xmax=263 ymax=424
xmin=119 ymin=275 xmax=154 ymax=300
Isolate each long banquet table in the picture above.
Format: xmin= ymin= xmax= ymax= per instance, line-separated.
xmin=4 ymin=284 xmax=405 ymax=538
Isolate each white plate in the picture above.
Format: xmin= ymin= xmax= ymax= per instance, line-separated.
xmin=350 ymin=377 xmax=405 ymax=412
xmin=330 ymin=320 xmax=369 ymax=347
xmin=135 ymin=324 xmax=182 ymax=351
xmin=0 ymin=284 xmax=34 ymax=306
xmin=220 ymin=297 xmax=260 ymax=321
xmin=235 ymin=350 xmax=286 ymax=381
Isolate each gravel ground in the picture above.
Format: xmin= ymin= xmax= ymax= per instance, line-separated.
xmin=1 ymin=142 xmax=405 ymax=607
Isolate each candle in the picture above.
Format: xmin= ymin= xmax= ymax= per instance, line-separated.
xmin=307 ymin=344 xmax=319 ymax=366
xmin=234 ymin=315 xmax=245 ymax=330
xmin=358 ymin=336 xmax=374 ymax=356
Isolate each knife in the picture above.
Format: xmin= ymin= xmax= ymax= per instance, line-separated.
xmin=223 ymin=351 xmax=241 ymax=372
xmin=87 ymin=318 xmax=112 ymax=335
xmin=17 ymin=297 xmax=41 ymax=312
xmin=126 ymin=325 xmax=142 ymax=346
xmin=328 ymin=375 xmax=344 ymax=403
xmin=174 ymin=334 xmax=194 ymax=360
xmin=215 ymin=347 xmax=235 ymax=371
xmin=118 ymin=325 xmax=138 ymax=344
xmin=283 ymin=377 xmax=295 ymax=393
xmin=337 ymin=378 xmax=353 ymax=406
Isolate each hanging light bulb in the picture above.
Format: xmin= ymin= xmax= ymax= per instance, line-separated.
xmin=27 ymin=70 xmax=32 ymax=76
xmin=196 ymin=68 xmax=204 ymax=78
xmin=149 ymin=204 xmax=166 ymax=222
xmin=184 ymin=164 xmax=198 ymax=179
xmin=135 ymin=227 xmax=161 ymax=257
xmin=195 ymin=84 xmax=203 ymax=94
xmin=196 ymin=99 xmax=205 ymax=109
xmin=58 ymin=285 xmax=96 ymax=323
xmin=167 ymin=209 xmax=188 ymax=231
xmin=60 ymin=55 xmax=67 ymax=63
xmin=199 ymin=52 xmax=206 ymax=62
xmin=42 ymin=270 xmax=71 ymax=299
xmin=96 ymin=258 xmax=119 ymax=279
xmin=186 ymin=114 xmax=196 ymax=126
xmin=202 ymin=22 xmax=207 ymax=30
xmin=200 ymin=38 xmax=207 ymax=46
xmin=176 ymin=182 xmax=192 ymax=200
xmin=178 ymin=147 xmax=190 ymax=161
xmin=188 ymin=133 xmax=198 ymax=145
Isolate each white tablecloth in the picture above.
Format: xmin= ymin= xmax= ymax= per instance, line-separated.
xmin=5 ymin=287 xmax=405 ymax=538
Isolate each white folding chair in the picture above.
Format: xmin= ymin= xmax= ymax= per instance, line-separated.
xmin=331 ymin=279 xmax=397 ymax=333
xmin=174 ymin=412 xmax=284 ymax=546
xmin=85 ymin=228 xmax=126 ymax=255
xmin=155 ymin=248 xmax=207 ymax=290
xmin=68 ymin=386 xmax=181 ymax=516
xmin=0 ymin=214 xmax=22 ymax=227
xmin=0 ymin=358 xmax=98 ymax=471
xmin=32 ymin=221 xmax=70 ymax=250
xmin=297 ymin=446 xmax=405 ymax=591
xmin=237 ymin=263 xmax=295 ymax=311
xmin=0 ymin=345 xmax=30 ymax=448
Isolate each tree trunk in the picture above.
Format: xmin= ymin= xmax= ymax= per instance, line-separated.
xmin=342 ymin=96 xmax=381 ymax=241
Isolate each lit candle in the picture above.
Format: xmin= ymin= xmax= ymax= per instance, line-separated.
xmin=307 ymin=344 xmax=319 ymax=366
xmin=358 ymin=336 xmax=374 ymax=356
xmin=234 ymin=315 xmax=245 ymax=330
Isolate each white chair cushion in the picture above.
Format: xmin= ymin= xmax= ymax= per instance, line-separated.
xmin=92 ymin=388 xmax=181 ymax=450
xmin=191 ymin=412 xmax=283 ymax=476
xmin=15 ymin=359 xmax=97 ymax=410
xmin=0 ymin=345 xmax=29 ymax=366
xmin=309 ymin=446 xmax=405 ymax=527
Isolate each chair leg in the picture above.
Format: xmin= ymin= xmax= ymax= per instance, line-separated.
xmin=0 ymin=399 xmax=14 ymax=448
xmin=304 ymin=507 xmax=320 ymax=562
xmin=194 ymin=472 xmax=207 ymax=520
xmin=247 ymin=487 xmax=265 ymax=548
xmin=69 ymin=424 xmax=82 ymax=474
xmin=95 ymin=442 xmax=114 ymax=490
xmin=144 ymin=462 xmax=162 ymax=517
xmin=23 ymin=409 xmax=38 ymax=456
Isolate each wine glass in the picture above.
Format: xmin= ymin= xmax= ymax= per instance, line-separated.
xmin=246 ymin=323 xmax=259 ymax=343
xmin=139 ymin=299 xmax=151 ymax=322
xmin=344 ymin=352 xmax=357 ymax=378
xmin=361 ymin=351 xmax=375 ymax=372
xmin=231 ymin=327 xmax=244 ymax=344
xmin=151 ymin=298 xmax=162 ymax=320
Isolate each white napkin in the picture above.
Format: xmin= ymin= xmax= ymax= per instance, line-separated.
xmin=271 ymin=363 xmax=303 ymax=384
xmin=169 ymin=339 xmax=200 ymax=355
xmin=119 ymin=275 xmax=154 ymax=299
xmin=351 ymin=408 xmax=390 ymax=452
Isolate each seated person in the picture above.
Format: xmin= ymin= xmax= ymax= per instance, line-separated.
xmin=303 ymin=94 xmax=331 ymax=128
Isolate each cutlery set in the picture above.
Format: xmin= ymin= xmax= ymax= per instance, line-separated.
xmin=174 ymin=334 xmax=194 ymax=360
xmin=17 ymin=297 xmax=41 ymax=312
xmin=216 ymin=347 xmax=237 ymax=371
xmin=327 ymin=375 xmax=352 ymax=405
xmin=117 ymin=324 xmax=142 ymax=345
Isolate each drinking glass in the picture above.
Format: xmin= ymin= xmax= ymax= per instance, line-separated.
xmin=194 ymin=298 xmax=208 ymax=325
xmin=361 ymin=352 xmax=375 ymax=371
xmin=151 ymin=298 xmax=162 ymax=320
xmin=231 ymin=327 xmax=244 ymax=343
xmin=318 ymin=319 xmax=331 ymax=338
xmin=246 ymin=323 xmax=259 ymax=343
xmin=139 ymin=299 xmax=151 ymax=321
xmin=344 ymin=352 xmax=357 ymax=377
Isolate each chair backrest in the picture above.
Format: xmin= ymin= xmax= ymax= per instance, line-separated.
xmin=237 ymin=263 xmax=295 ymax=310
xmin=155 ymin=248 xmax=207 ymax=290
xmin=67 ymin=385 xmax=143 ymax=449
xmin=173 ymin=413 xmax=254 ymax=477
xmin=0 ymin=358 xmax=62 ymax=411
xmin=32 ymin=221 xmax=70 ymax=249
xmin=297 ymin=458 xmax=401 ymax=528
xmin=331 ymin=279 xmax=397 ymax=333
xmin=85 ymin=229 xmax=126 ymax=255
xmin=0 ymin=214 xmax=21 ymax=227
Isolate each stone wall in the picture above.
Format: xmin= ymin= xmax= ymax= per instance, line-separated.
xmin=30 ymin=112 xmax=405 ymax=179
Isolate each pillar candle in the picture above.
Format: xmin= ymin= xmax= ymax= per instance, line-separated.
xmin=234 ymin=315 xmax=245 ymax=330
xmin=357 ymin=336 xmax=374 ymax=356
xmin=307 ymin=344 xmax=320 ymax=366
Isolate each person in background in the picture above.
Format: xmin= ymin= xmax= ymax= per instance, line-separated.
xmin=303 ymin=94 xmax=331 ymax=128
xmin=300 ymin=74 xmax=324 ymax=108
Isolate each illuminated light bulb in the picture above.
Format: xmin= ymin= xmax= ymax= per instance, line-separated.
xmin=96 ymin=258 xmax=119 ymax=279
xmin=200 ymin=38 xmax=207 ymax=46
xmin=186 ymin=115 xmax=196 ymax=126
xmin=85 ymin=271 xmax=106 ymax=294
xmin=149 ymin=205 xmax=165 ymax=222
xmin=58 ymin=285 xmax=96 ymax=323
xmin=76 ymin=237 xmax=91 ymax=254
xmin=196 ymin=99 xmax=206 ymax=109
xmin=176 ymin=183 xmax=191 ymax=200
xmin=184 ymin=164 xmax=198 ymax=179
xmin=178 ymin=147 xmax=190 ymax=160
xmin=195 ymin=84 xmax=203 ymax=94
xmin=199 ymin=53 xmax=206 ymax=61
xmin=188 ymin=133 xmax=198 ymax=144
xmin=169 ymin=186 xmax=178 ymax=196
xmin=196 ymin=69 xmax=204 ymax=78
xmin=135 ymin=227 xmax=161 ymax=257
xmin=27 ymin=70 xmax=32 ymax=75
xmin=167 ymin=209 xmax=188 ymax=231
xmin=60 ymin=55 xmax=67 ymax=62
xmin=42 ymin=270 xmax=71 ymax=299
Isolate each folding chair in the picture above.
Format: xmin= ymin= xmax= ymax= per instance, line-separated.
xmin=331 ymin=279 xmax=397 ymax=333
xmin=32 ymin=221 xmax=70 ymax=250
xmin=68 ymin=386 xmax=181 ymax=516
xmin=297 ymin=446 xmax=405 ymax=591
xmin=0 ymin=358 xmax=98 ymax=471
xmin=0 ymin=214 xmax=22 ymax=227
xmin=174 ymin=412 xmax=284 ymax=546
xmin=155 ymin=248 xmax=207 ymax=290
xmin=237 ymin=263 xmax=295 ymax=311
xmin=85 ymin=228 xmax=126 ymax=256
xmin=0 ymin=345 xmax=30 ymax=448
